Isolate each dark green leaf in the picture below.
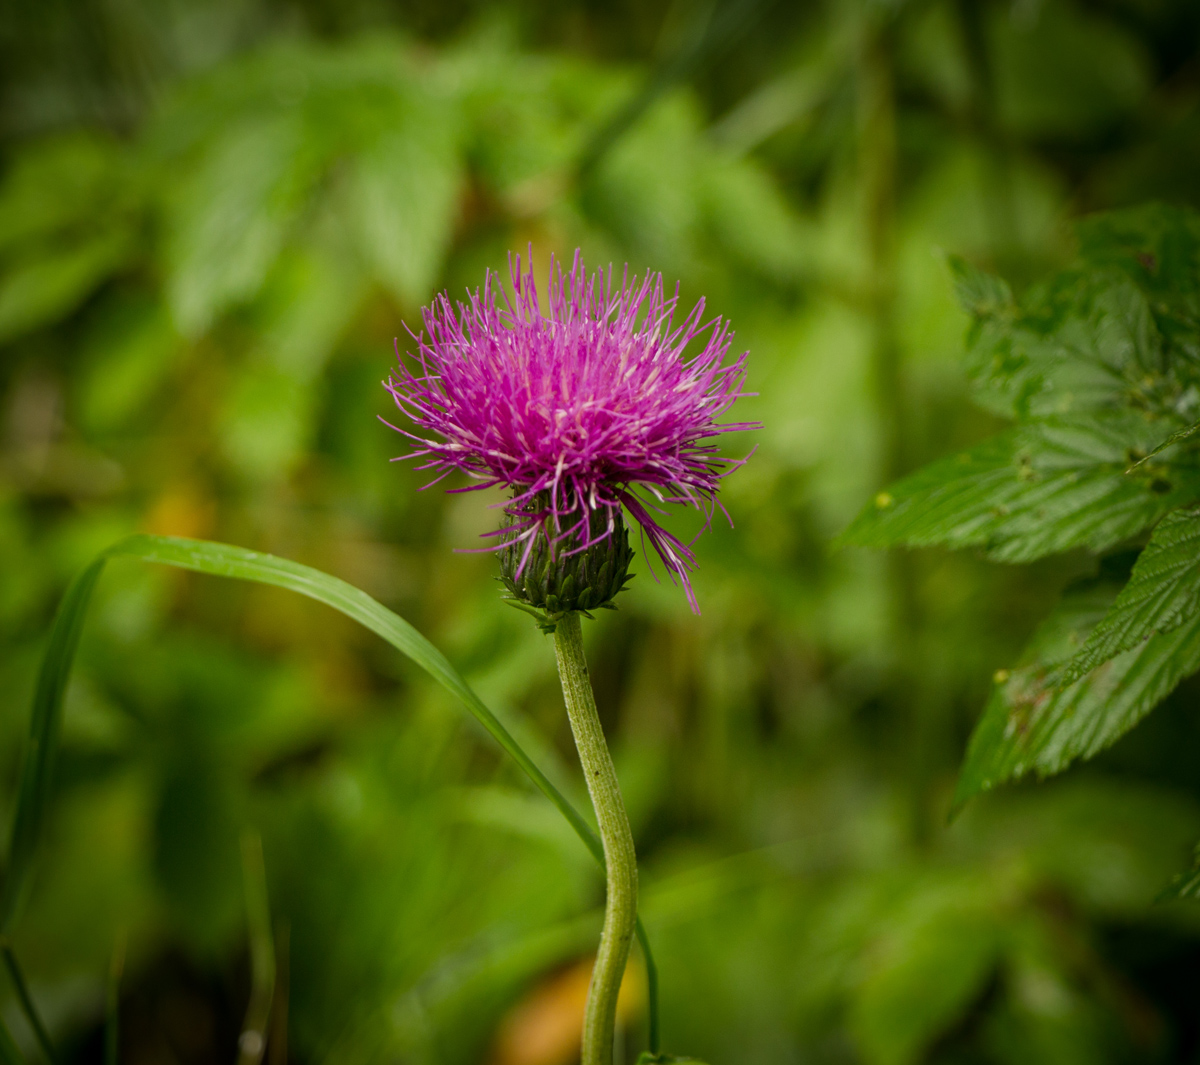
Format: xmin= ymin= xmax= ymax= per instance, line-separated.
xmin=1062 ymin=506 xmax=1200 ymax=683
xmin=0 ymin=558 xmax=106 ymax=933
xmin=953 ymin=580 xmax=1200 ymax=810
xmin=0 ymin=232 xmax=134 ymax=344
xmin=962 ymin=274 xmax=1162 ymax=419
xmin=1075 ymin=203 xmax=1200 ymax=315
xmin=1159 ymin=845 xmax=1200 ymax=902
xmin=0 ymin=1018 xmax=26 ymax=1065
xmin=1 ymin=945 xmax=56 ymax=1063
xmin=841 ymin=413 xmax=1200 ymax=563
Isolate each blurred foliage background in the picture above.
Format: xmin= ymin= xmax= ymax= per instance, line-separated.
xmin=3 ymin=0 xmax=1200 ymax=1063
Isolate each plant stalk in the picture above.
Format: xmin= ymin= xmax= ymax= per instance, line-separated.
xmin=553 ymin=612 xmax=638 ymax=1065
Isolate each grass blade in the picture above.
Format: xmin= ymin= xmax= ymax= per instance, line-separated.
xmin=9 ymin=534 xmax=661 ymax=1049
xmin=105 ymin=931 xmax=125 ymax=1065
xmin=0 ymin=1019 xmax=27 ymax=1065
xmin=1 ymin=943 xmax=55 ymax=1063
xmin=237 ymin=832 xmax=275 ymax=1065
xmin=0 ymin=560 xmax=105 ymax=932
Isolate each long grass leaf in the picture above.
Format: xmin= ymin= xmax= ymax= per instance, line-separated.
xmin=1 ymin=944 xmax=55 ymax=1063
xmin=0 ymin=1018 xmax=26 ymax=1065
xmin=0 ymin=560 xmax=106 ymax=932
xmin=237 ymin=831 xmax=274 ymax=1065
xmin=9 ymin=534 xmax=660 ymax=1047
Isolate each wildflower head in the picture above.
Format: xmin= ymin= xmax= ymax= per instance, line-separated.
xmin=384 ymin=249 xmax=755 ymax=616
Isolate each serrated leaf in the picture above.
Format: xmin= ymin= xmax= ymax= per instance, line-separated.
xmin=1061 ymin=505 xmax=1200 ymax=683
xmin=841 ymin=413 xmax=1200 ymax=563
xmin=953 ymin=580 xmax=1200 ymax=810
xmin=947 ymin=254 xmax=1012 ymax=318
xmin=963 ymin=274 xmax=1162 ymax=419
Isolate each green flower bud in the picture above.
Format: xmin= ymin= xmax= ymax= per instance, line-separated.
xmin=499 ymin=494 xmax=634 ymax=631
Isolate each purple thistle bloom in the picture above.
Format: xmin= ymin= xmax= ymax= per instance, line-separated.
xmin=384 ymin=249 xmax=756 ymax=613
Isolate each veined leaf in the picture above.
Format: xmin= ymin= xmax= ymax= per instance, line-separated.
xmin=962 ymin=273 xmax=1163 ymax=419
xmin=1126 ymin=419 xmax=1200 ymax=471
xmin=953 ymin=579 xmax=1200 ymax=810
xmin=1061 ymin=506 xmax=1200 ymax=683
xmin=841 ymin=413 xmax=1200 ymax=563
xmin=3 ymin=535 xmax=661 ymax=1037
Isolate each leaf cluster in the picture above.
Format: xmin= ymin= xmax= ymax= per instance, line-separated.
xmin=844 ymin=205 xmax=1200 ymax=854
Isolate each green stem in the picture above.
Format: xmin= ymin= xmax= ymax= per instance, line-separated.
xmin=553 ymin=613 xmax=638 ymax=1065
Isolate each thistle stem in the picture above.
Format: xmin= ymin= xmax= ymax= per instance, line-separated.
xmin=553 ymin=612 xmax=638 ymax=1065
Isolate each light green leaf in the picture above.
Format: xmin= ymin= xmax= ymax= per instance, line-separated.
xmin=1061 ymin=505 xmax=1200 ymax=683
xmin=850 ymin=878 xmax=1004 ymax=1065
xmin=1126 ymin=418 xmax=1200 ymax=470
xmin=953 ymin=579 xmax=1200 ymax=810
xmin=166 ymin=113 xmax=318 ymax=336
xmin=841 ymin=413 xmax=1200 ymax=562
xmin=349 ymin=118 xmax=462 ymax=306
xmin=219 ymin=363 xmax=318 ymax=481
xmin=80 ymin=298 xmax=182 ymax=430
xmin=0 ymin=232 xmax=134 ymax=344
xmin=0 ymin=133 xmax=131 ymax=253
xmin=698 ymin=157 xmax=813 ymax=281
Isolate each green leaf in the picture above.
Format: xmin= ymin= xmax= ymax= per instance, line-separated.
xmin=165 ymin=113 xmax=318 ymax=336
xmin=1126 ymin=419 xmax=1200 ymax=471
xmin=349 ymin=117 xmax=462 ymax=306
xmin=0 ymin=133 xmax=132 ymax=254
xmin=850 ymin=879 xmax=1003 ymax=1065
xmin=962 ymin=274 xmax=1162 ymax=419
xmin=947 ymin=254 xmax=1012 ymax=318
xmin=5 ymin=535 xmax=659 ymax=1037
xmin=1160 ymin=844 xmax=1200 ymax=902
xmin=0 ymin=1018 xmax=26 ymax=1065
xmin=841 ymin=413 xmax=1200 ymax=563
xmin=1061 ymin=506 xmax=1200 ymax=683
xmin=0 ymin=557 xmax=106 ymax=932
xmin=953 ymin=579 xmax=1200 ymax=810
xmin=0 ymin=232 xmax=134 ymax=344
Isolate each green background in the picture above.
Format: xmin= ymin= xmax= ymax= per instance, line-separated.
xmin=2 ymin=0 xmax=1200 ymax=1062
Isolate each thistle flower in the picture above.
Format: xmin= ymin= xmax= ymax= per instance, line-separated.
xmin=384 ymin=249 xmax=755 ymax=614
